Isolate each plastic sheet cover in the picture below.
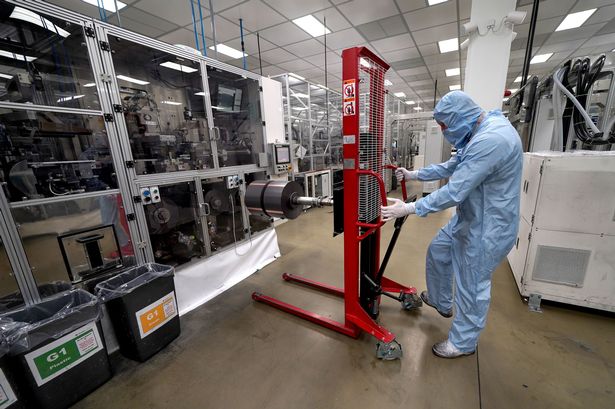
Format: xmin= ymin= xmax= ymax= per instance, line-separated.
xmin=0 ymin=289 xmax=101 ymax=354
xmin=174 ymin=228 xmax=280 ymax=315
xmin=95 ymin=263 xmax=174 ymax=302
xmin=0 ymin=282 xmax=73 ymax=313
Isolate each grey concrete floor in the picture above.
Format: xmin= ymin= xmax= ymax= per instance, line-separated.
xmin=74 ymin=192 xmax=615 ymax=409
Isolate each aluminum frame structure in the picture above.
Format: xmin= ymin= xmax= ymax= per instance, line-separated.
xmin=253 ymin=47 xmax=421 ymax=359
xmin=0 ymin=0 xmax=273 ymax=306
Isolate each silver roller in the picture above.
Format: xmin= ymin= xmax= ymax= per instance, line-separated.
xmin=245 ymin=180 xmax=333 ymax=220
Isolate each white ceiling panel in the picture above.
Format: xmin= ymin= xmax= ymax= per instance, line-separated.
xmin=313 ymin=7 xmax=352 ymax=32
xmin=585 ymin=5 xmax=615 ymax=26
xmin=285 ymin=39 xmax=328 ymax=57
xmin=262 ymin=0 xmax=329 ymax=19
xmin=278 ymin=59 xmax=317 ymax=72
xmin=115 ymin=16 xmax=170 ymax=38
xmin=396 ymin=66 xmax=428 ymax=76
xmin=422 ymin=51 xmax=461 ymax=66
xmin=370 ymin=33 xmax=414 ymax=53
xmin=581 ymin=32 xmax=615 ymax=48
xmin=117 ymin=7 xmax=179 ymax=33
xmin=263 ymin=65 xmax=287 ymax=76
xmin=538 ymin=40 xmax=586 ymax=54
xmin=46 ymin=0 xmax=137 ymax=19
xmin=403 ymin=1 xmax=457 ymax=31
xmin=201 ymin=16 xmax=242 ymax=42
xmin=225 ymin=34 xmax=277 ymax=54
xmin=133 ymin=0 xmax=208 ymax=27
xmin=411 ymin=22 xmax=458 ymax=45
xmin=219 ymin=0 xmax=286 ymax=32
xmin=417 ymin=42 xmax=440 ymax=56
xmin=322 ymin=28 xmax=366 ymax=50
xmin=158 ymin=28 xmax=203 ymax=48
xmin=543 ymin=23 xmax=607 ymax=45
xmin=259 ymin=22 xmax=312 ymax=46
xmin=211 ymin=0 xmax=246 ymax=13
xmin=396 ymin=0 xmax=430 ymax=14
xmin=303 ymin=54 xmax=327 ymax=66
xmin=459 ymin=0 xmax=471 ymax=20
xmin=571 ymin=0 xmax=615 ymax=12
xmin=337 ymin=0 xmax=400 ymax=26
xmin=380 ymin=47 xmax=421 ymax=62
xmin=260 ymin=48 xmax=297 ymax=64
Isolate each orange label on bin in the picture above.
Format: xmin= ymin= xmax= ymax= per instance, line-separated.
xmin=135 ymin=291 xmax=178 ymax=339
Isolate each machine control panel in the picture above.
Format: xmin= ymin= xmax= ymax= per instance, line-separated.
xmin=140 ymin=186 xmax=161 ymax=204
xmin=270 ymin=143 xmax=292 ymax=175
xmin=226 ymin=175 xmax=240 ymax=189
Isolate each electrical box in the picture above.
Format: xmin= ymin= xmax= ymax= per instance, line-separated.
xmin=422 ymin=120 xmax=450 ymax=195
xmin=270 ymin=143 xmax=292 ymax=175
xmin=226 ymin=175 xmax=240 ymax=189
xmin=507 ymin=152 xmax=615 ymax=312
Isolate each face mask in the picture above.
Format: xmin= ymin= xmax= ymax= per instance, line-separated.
xmin=443 ymin=124 xmax=472 ymax=149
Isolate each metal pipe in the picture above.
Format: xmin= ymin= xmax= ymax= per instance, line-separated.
xmin=197 ymin=0 xmax=207 ymax=56
xmin=520 ymin=0 xmax=540 ymax=89
xmin=240 ymin=18 xmax=247 ymax=70
xmin=189 ymin=0 xmax=200 ymax=53
xmin=257 ymin=32 xmax=263 ymax=75
xmin=292 ymin=196 xmax=334 ymax=207
xmin=113 ymin=0 xmax=122 ymax=27
xmin=208 ymin=0 xmax=218 ymax=59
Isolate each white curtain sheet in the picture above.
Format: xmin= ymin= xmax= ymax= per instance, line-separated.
xmin=174 ymin=229 xmax=281 ymax=315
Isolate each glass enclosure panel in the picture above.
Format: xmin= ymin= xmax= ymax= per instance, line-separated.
xmin=329 ymin=91 xmax=343 ymax=167
xmin=244 ymin=172 xmax=271 ymax=234
xmin=201 ymin=177 xmax=244 ymax=252
xmin=206 ymin=66 xmax=263 ymax=167
xmin=108 ymin=36 xmax=213 ymax=174
xmin=0 ymin=2 xmax=98 ymax=109
xmin=0 ymin=109 xmax=116 ymax=201
xmin=588 ymin=72 xmax=613 ymax=129
xmin=0 ymin=236 xmax=21 ymax=312
xmin=143 ymin=182 xmax=204 ymax=266
xmin=11 ymin=192 xmax=134 ymax=285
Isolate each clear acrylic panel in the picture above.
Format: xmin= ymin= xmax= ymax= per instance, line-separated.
xmin=206 ymin=66 xmax=263 ymax=167
xmin=0 ymin=236 xmax=21 ymax=311
xmin=0 ymin=109 xmax=116 ymax=201
xmin=11 ymin=192 xmax=135 ymax=285
xmin=0 ymin=2 xmax=99 ymax=109
xmin=143 ymin=182 xmax=204 ymax=266
xmin=201 ymin=178 xmax=244 ymax=253
xmin=108 ymin=36 xmax=213 ymax=174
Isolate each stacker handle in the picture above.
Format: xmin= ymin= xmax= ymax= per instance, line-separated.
xmin=384 ymin=165 xmax=408 ymax=202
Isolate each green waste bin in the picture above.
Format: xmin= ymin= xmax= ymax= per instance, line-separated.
xmin=0 ymin=289 xmax=112 ymax=409
xmin=96 ymin=263 xmax=180 ymax=362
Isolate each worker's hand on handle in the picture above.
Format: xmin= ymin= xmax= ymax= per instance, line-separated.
xmin=395 ymin=167 xmax=419 ymax=182
xmin=381 ymin=197 xmax=416 ymax=221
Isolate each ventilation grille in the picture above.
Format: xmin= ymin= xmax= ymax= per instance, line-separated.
xmin=532 ymin=245 xmax=590 ymax=287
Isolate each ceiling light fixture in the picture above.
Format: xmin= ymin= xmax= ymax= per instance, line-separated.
xmin=530 ymin=53 xmax=553 ymax=64
xmin=555 ymin=9 xmax=596 ymax=32
xmin=161 ymin=101 xmax=182 ymax=106
xmin=160 ymin=61 xmax=198 ymax=73
xmin=116 ymin=75 xmax=150 ymax=85
xmin=384 ymin=79 xmax=393 ymax=86
xmin=394 ymin=92 xmax=406 ymax=98
xmin=83 ymin=82 xmax=96 ymax=87
xmin=81 ymin=0 xmax=126 ymax=13
xmin=292 ymin=15 xmax=331 ymax=38
xmin=445 ymin=67 xmax=460 ymax=77
xmin=0 ymin=50 xmax=36 ymax=62
xmin=449 ymin=84 xmax=461 ymax=91
xmin=289 ymin=73 xmax=305 ymax=80
xmin=10 ymin=7 xmax=70 ymax=37
xmin=438 ymin=38 xmax=458 ymax=53
xmin=194 ymin=91 xmax=206 ymax=96
xmin=208 ymin=44 xmax=246 ymax=59
xmin=0 ymin=73 xmax=13 ymax=79
xmin=57 ymin=95 xmax=85 ymax=103
xmin=427 ymin=0 xmax=448 ymax=5
xmin=292 ymin=92 xmax=309 ymax=99
xmin=405 ymin=100 xmax=416 ymax=105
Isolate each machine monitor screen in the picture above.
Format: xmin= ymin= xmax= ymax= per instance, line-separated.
xmin=275 ymin=145 xmax=291 ymax=164
xmin=217 ymin=84 xmax=243 ymax=112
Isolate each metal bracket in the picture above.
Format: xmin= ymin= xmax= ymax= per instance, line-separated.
xmin=100 ymin=73 xmax=112 ymax=83
xmin=84 ymin=27 xmax=95 ymax=38
xmin=528 ymin=293 xmax=542 ymax=313
xmin=125 ymin=160 xmax=134 ymax=168
xmin=104 ymin=114 xmax=114 ymax=122
xmin=99 ymin=41 xmax=111 ymax=51
xmin=262 ymin=121 xmax=266 ymax=126
xmin=113 ymin=104 xmax=124 ymax=113
xmin=133 ymin=195 xmax=142 ymax=203
xmin=126 ymin=213 xmax=136 ymax=221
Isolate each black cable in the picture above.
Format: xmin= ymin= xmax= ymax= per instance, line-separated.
xmin=476 ymin=345 xmax=483 ymax=409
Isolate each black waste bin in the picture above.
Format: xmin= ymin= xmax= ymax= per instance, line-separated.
xmin=0 ymin=289 xmax=111 ymax=409
xmin=0 ymin=282 xmax=72 ymax=314
xmin=96 ymin=263 xmax=180 ymax=362
xmin=0 ymin=337 xmax=22 ymax=409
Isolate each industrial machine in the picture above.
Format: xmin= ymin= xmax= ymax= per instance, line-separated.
xmin=269 ymin=143 xmax=292 ymax=175
xmin=246 ymin=48 xmax=423 ymax=360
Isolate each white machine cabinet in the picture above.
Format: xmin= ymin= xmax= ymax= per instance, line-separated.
xmin=508 ymin=152 xmax=615 ymax=311
xmin=422 ymin=120 xmax=451 ymax=195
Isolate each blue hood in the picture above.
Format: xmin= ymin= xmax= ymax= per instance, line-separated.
xmin=433 ymin=91 xmax=484 ymax=149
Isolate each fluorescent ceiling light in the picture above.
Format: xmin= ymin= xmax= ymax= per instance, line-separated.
xmin=530 ymin=53 xmax=553 ymax=64
xmin=413 ymin=106 xmax=423 ymax=111
xmin=83 ymin=82 xmax=96 ymax=87
xmin=10 ymin=7 xmax=70 ymax=38
xmin=194 ymin=91 xmax=206 ymax=96
xmin=394 ymin=92 xmax=406 ymax=98
xmin=438 ymin=38 xmax=458 ymax=53
xmin=449 ymin=84 xmax=461 ymax=91
xmin=116 ymin=75 xmax=150 ymax=85
xmin=405 ymin=100 xmax=416 ymax=105
xmin=161 ymin=101 xmax=182 ymax=106
xmin=160 ymin=61 xmax=198 ymax=73
xmin=57 ymin=95 xmax=84 ymax=103
xmin=209 ymin=44 xmax=246 ymax=59
xmin=427 ymin=0 xmax=448 ymax=5
xmin=0 ymin=73 xmax=13 ymax=79
xmin=81 ymin=0 xmax=126 ymax=13
xmin=555 ymin=9 xmax=596 ymax=32
xmin=289 ymin=73 xmax=305 ymax=80
xmin=384 ymin=79 xmax=393 ymax=86
xmin=360 ymin=58 xmax=371 ymax=68
xmin=292 ymin=107 xmax=309 ymax=111
xmin=292 ymin=92 xmax=309 ymax=99
xmin=445 ymin=67 xmax=460 ymax=77
xmin=292 ymin=15 xmax=331 ymax=38
xmin=0 ymin=50 xmax=36 ymax=62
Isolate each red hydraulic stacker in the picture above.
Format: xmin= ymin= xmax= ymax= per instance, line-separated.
xmin=251 ymin=47 xmax=422 ymax=360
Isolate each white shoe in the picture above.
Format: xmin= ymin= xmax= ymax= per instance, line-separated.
xmin=432 ymin=340 xmax=475 ymax=359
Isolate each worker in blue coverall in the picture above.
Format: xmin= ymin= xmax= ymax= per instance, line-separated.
xmin=381 ymin=91 xmax=522 ymax=358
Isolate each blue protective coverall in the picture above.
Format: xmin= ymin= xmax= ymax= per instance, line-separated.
xmin=414 ymin=91 xmax=522 ymax=352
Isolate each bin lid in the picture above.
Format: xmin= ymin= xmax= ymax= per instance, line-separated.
xmin=0 ymin=289 xmax=101 ymax=354
xmin=95 ymin=263 xmax=174 ymax=302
